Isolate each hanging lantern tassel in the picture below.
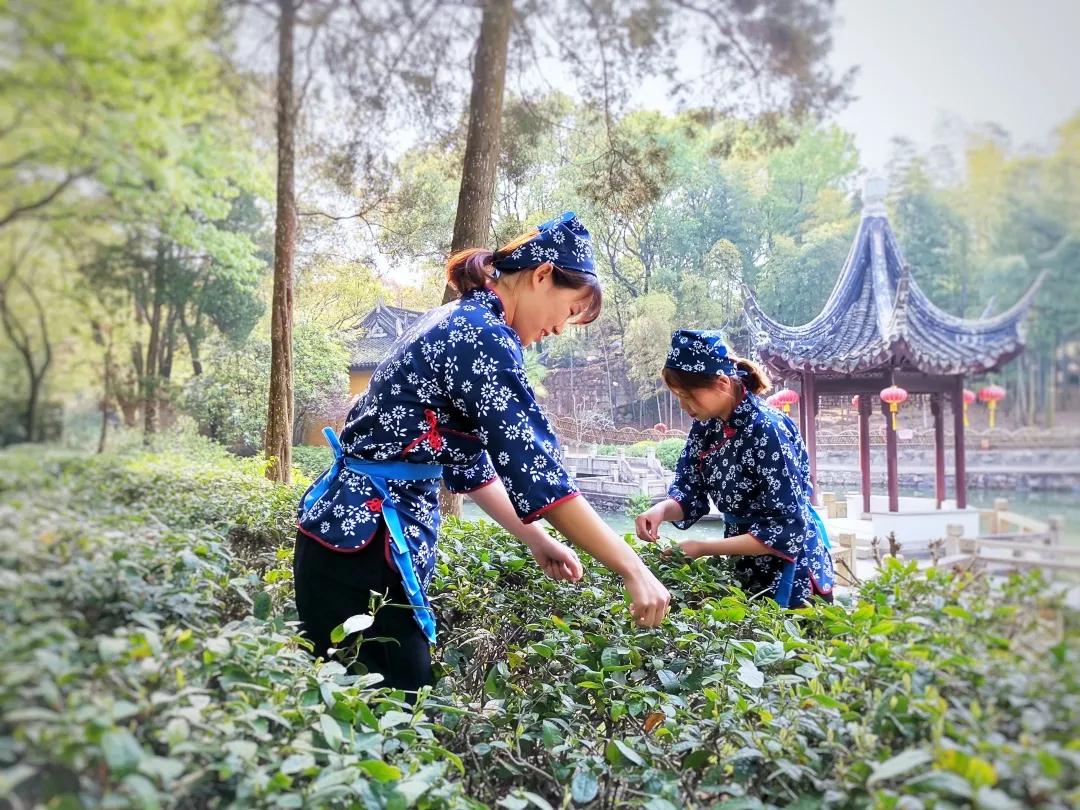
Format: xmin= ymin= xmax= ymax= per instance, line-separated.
xmin=880 ymin=385 xmax=909 ymax=431
xmin=773 ymin=388 xmax=800 ymax=415
xmin=978 ymin=384 xmax=1006 ymax=429
xmin=962 ymin=388 xmax=976 ymax=428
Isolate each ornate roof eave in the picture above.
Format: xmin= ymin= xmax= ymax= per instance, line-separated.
xmin=743 ymin=213 xmax=1047 ymax=377
xmin=758 ymin=337 xmax=1031 ymax=379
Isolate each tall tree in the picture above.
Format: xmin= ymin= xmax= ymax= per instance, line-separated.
xmin=437 ymin=0 xmax=513 ymax=516
xmin=443 ymin=0 xmax=514 ymax=305
xmin=0 ymin=235 xmax=52 ymax=442
xmin=265 ymin=0 xmax=298 ymax=482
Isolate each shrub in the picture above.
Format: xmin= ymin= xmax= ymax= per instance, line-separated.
xmin=291 ymin=444 xmax=334 ymax=480
xmin=1 ymin=445 xmax=1077 ymax=808
xmin=656 ymin=438 xmax=685 ymax=471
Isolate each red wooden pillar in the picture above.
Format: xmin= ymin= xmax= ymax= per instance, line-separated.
xmin=858 ymin=393 xmax=872 ymax=516
xmin=802 ymin=373 xmax=818 ymax=500
xmin=931 ymin=392 xmax=946 ymax=509
xmin=797 ymin=375 xmax=808 ymax=438
xmin=882 ymin=398 xmax=900 ymax=513
xmin=953 ymin=375 xmax=968 ymax=509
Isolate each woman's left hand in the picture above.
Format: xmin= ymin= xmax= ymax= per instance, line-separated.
xmin=528 ymin=535 xmax=584 ymax=582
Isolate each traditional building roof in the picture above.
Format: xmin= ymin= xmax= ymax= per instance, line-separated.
xmin=345 ymin=301 xmax=424 ymax=371
xmin=743 ymin=189 xmax=1045 ymax=378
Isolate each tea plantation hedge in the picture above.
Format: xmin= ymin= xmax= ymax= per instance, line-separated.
xmin=1 ymin=437 xmax=1077 ymax=808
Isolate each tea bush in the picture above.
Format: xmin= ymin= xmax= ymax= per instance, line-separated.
xmin=1 ymin=440 xmax=1077 ymax=808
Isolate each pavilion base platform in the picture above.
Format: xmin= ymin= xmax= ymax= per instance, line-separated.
xmin=839 ymin=493 xmax=981 ymax=552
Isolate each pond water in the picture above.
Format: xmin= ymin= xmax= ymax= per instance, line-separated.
xmin=462 ymin=487 xmax=1079 ymax=546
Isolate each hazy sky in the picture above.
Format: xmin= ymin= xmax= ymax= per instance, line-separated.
xmin=828 ymin=0 xmax=1080 ymax=174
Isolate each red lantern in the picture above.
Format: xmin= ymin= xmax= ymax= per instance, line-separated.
xmin=962 ymin=388 xmax=976 ymax=427
xmin=653 ymin=422 xmax=667 ymax=434
xmin=880 ymin=385 xmax=909 ymax=431
xmin=978 ymin=384 xmax=1006 ymax=428
xmin=851 ymin=394 xmax=860 ymax=410
xmin=773 ymin=388 xmax=799 ymax=414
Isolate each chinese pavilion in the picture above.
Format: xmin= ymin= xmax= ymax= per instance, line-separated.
xmin=743 ymin=181 xmax=1044 ymax=514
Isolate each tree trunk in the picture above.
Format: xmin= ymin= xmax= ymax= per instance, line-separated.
xmin=265 ymin=0 xmax=297 ymax=484
xmin=1048 ymin=339 xmax=1058 ymax=429
xmin=181 ymin=311 xmax=203 ymax=375
xmin=142 ymin=247 xmax=165 ymax=443
xmin=441 ymin=0 xmax=513 ymax=306
xmin=98 ymin=350 xmax=112 ymax=454
xmin=25 ymin=377 xmax=39 ymax=442
xmin=439 ymin=0 xmax=513 ymax=517
xmin=0 ymin=272 xmax=53 ymax=443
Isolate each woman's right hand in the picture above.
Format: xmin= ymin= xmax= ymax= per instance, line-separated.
xmin=543 ymin=496 xmax=670 ymax=627
xmin=635 ymin=503 xmax=667 ymax=543
xmin=623 ymin=563 xmax=670 ymax=627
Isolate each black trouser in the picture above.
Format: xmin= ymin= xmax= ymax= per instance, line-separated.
xmin=292 ymin=528 xmax=434 ymax=691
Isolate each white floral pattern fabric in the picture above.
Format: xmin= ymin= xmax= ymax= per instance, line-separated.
xmin=668 ymin=392 xmax=834 ymax=607
xmin=297 ymin=288 xmax=578 ymax=597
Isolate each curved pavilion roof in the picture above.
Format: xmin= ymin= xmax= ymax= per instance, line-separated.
xmin=744 ymin=203 xmax=1045 ymax=378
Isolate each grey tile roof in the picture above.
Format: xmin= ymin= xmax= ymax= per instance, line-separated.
xmin=345 ymin=302 xmax=425 ymax=371
xmin=744 ymin=213 xmax=1045 ymax=377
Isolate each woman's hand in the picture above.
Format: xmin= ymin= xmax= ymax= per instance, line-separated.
xmin=622 ymin=562 xmax=671 ymax=627
xmin=634 ymin=498 xmax=684 ymax=543
xmin=526 ymin=534 xmax=584 ymax=582
xmin=542 ymin=496 xmax=670 ymax=627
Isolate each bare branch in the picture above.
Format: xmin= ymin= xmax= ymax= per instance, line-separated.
xmin=0 ymin=166 xmax=94 ymax=230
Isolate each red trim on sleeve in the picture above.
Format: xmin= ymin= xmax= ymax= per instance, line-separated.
xmin=521 ymin=491 xmax=581 ymax=524
xmin=745 ymin=532 xmax=796 ymax=563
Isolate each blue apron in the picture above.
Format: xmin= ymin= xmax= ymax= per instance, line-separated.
xmin=727 ymin=502 xmax=830 ymax=608
xmin=303 ymin=427 xmax=442 ymax=643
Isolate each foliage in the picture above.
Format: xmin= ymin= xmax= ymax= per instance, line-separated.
xmin=183 ymin=324 xmax=349 ymax=450
xmin=0 ymin=0 xmax=270 ymax=437
xmin=594 ymin=439 xmax=687 ymax=471
xmin=625 ymin=493 xmax=654 ymax=519
xmin=1 ymin=444 xmax=1077 ymax=807
xmin=886 ymin=113 xmax=1080 ymax=425
xmin=624 ymin=293 xmax=678 ymax=399
xmin=435 ymin=522 xmax=1079 ymax=809
xmin=291 ymin=445 xmax=334 ymax=481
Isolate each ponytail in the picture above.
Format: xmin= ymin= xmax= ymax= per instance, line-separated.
xmin=445 ymin=248 xmax=494 ymax=294
xmin=735 ymin=358 xmax=772 ymax=396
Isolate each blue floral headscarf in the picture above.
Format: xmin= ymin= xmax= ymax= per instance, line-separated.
xmin=665 ymin=329 xmax=745 ymax=377
xmin=492 ymin=211 xmax=596 ymax=277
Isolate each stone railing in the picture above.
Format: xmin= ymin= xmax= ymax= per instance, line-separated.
xmin=551 ymin=413 xmax=1080 ymax=451
xmin=814 ymin=425 xmax=1080 ymax=449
